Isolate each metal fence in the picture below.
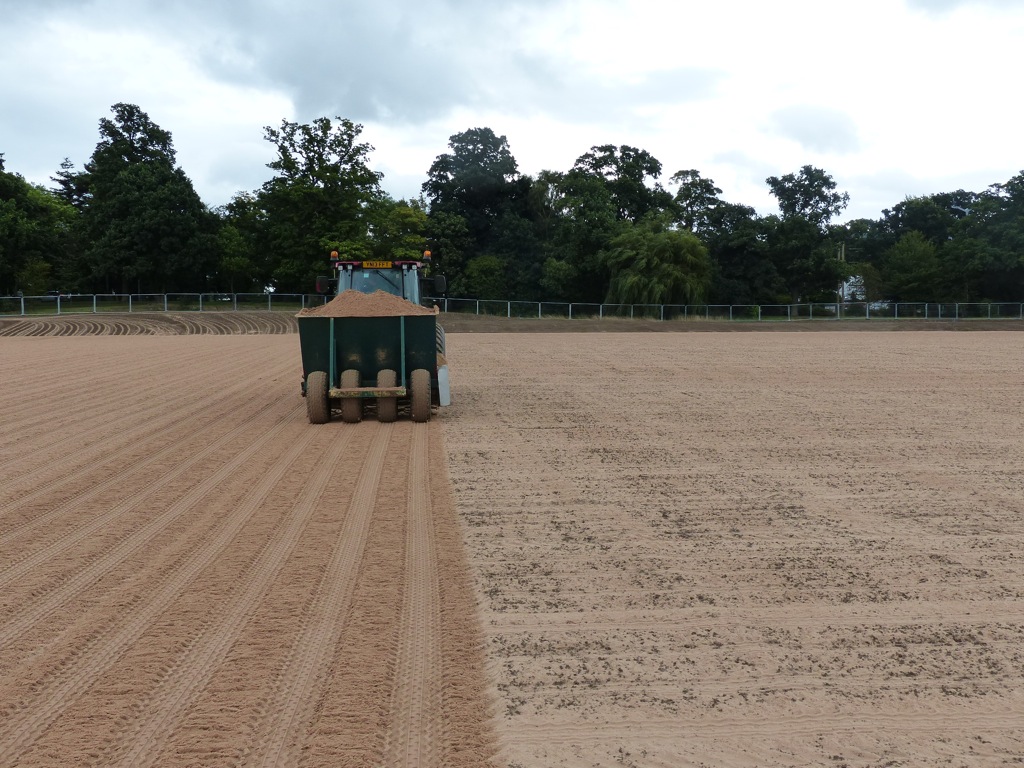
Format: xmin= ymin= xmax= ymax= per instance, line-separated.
xmin=2 ymin=293 xmax=1024 ymax=322
xmin=0 ymin=293 xmax=326 ymax=316
xmin=431 ymin=298 xmax=1024 ymax=322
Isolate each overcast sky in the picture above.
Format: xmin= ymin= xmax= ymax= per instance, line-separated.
xmin=2 ymin=0 xmax=1022 ymax=222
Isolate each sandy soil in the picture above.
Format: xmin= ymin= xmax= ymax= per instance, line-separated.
xmin=442 ymin=332 xmax=1024 ymax=767
xmin=3 ymin=311 xmax=1023 ymax=337
xmin=4 ymin=321 xmax=1024 ymax=767
xmin=0 ymin=335 xmax=494 ymax=767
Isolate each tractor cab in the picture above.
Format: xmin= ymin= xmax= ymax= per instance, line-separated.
xmin=316 ymin=251 xmax=446 ymax=307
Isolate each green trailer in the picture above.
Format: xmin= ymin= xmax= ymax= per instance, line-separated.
xmin=298 ymin=312 xmax=450 ymax=424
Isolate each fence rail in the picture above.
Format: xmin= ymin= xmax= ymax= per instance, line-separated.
xmin=2 ymin=294 xmax=1024 ymax=322
xmin=430 ymin=298 xmax=1024 ymax=322
xmin=0 ymin=293 xmax=325 ymax=316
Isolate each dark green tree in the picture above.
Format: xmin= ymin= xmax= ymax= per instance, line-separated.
xmin=422 ymin=127 xmax=521 ymax=238
xmin=836 ymin=217 xmax=890 ymax=301
xmin=762 ymin=214 xmax=846 ymax=302
xmin=669 ymin=169 xmax=723 ymax=234
xmin=366 ymin=196 xmax=428 ymax=262
xmin=462 ymin=254 xmax=509 ymax=299
xmin=881 ymin=196 xmax=954 ymax=246
xmin=881 ymin=230 xmax=942 ymax=301
xmin=1 ymin=155 xmax=77 ymax=295
xmin=57 ymin=103 xmax=217 ymax=292
xmin=702 ymin=202 xmax=784 ymax=304
xmin=425 ymin=210 xmax=473 ymax=295
xmin=422 ymin=128 xmax=539 ymax=297
xmin=766 ymin=165 xmax=849 ymax=230
xmin=940 ymin=173 xmax=1024 ymax=300
xmin=571 ymin=144 xmax=672 ymax=222
xmin=599 ymin=217 xmax=711 ymax=305
xmin=531 ymin=169 xmax=624 ymax=303
xmin=249 ymin=116 xmax=385 ymax=292
xmin=764 ymin=166 xmax=849 ymax=300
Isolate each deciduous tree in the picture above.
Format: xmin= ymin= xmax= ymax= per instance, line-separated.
xmin=571 ymin=144 xmax=672 ymax=223
xmin=766 ymin=165 xmax=849 ymax=230
xmin=599 ymin=217 xmax=711 ymax=305
xmin=59 ymin=103 xmax=217 ymax=292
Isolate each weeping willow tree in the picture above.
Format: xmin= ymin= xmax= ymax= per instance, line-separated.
xmin=600 ymin=217 xmax=711 ymax=304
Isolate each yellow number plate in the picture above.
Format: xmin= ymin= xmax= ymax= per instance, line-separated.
xmin=362 ymin=260 xmax=392 ymax=269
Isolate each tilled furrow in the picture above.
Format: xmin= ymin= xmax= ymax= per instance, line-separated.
xmin=382 ymin=425 xmax=443 ymax=768
xmin=0 ymin=400 xmax=302 ymax=643
xmin=241 ymin=424 xmax=393 ymax=768
xmin=0 ymin=413 xmax=315 ymax=764
xmin=0 ymin=356 xmax=292 ymax=529
xmin=106 ymin=425 xmax=374 ymax=767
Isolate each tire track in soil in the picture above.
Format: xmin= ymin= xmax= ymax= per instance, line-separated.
xmin=382 ymin=424 xmax=443 ymax=768
xmin=0 ymin=409 xmax=314 ymax=765
xmin=0 ymin=341 xmax=254 ymax=464
xmin=1 ymin=336 xmax=499 ymax=766
xmin=0 ymin=355 xmax=292 ymax=531
xmin=0 ymin=313 xmax=298 ymax=337
xmin=0 ymin=346 xmax=219 ymax=445
xmin=106 ymin=425 xmax=386 ymax=768
xmin=237 ymin=425 xmax=393 ymax=768
xmin=0 ymin=399 xmax=301 ymax=645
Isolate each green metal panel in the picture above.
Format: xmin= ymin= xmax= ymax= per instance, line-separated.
xmin=297 ymin=314 xmax=436 ymax=388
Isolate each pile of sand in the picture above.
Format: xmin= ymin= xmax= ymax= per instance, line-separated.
xmin=298 ymin=290 xmax=434 ymax=318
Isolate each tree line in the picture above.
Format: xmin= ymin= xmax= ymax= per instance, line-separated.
xmin=2 ymin=103 xmax=1022 ymax=303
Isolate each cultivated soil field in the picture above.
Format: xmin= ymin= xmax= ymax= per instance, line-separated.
xmin=2 ymin=315 xmax=1023 ymax=767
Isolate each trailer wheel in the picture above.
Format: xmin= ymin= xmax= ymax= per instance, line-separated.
xmin=377 ymin=369 xmax=397 ymax=423
xmin=410 ymin=368 xmax=431 ymax=423
xmin=340 ymin=369 xmax=362 ymax=423
xmin=306 ymin=371 xmax=329 ymax=424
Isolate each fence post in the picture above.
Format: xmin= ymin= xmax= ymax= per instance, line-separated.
xmin=988 ymin=303 xmax=992 ymax=320
xmin=600 ymin=304 xmax=603 ymax=319
xmin=729 ymin=305 xmax=733 ymax=321
xmin=507 ymin=301 xmax=511 ymax=318
xmin=630 ymin=305 xmax=634 ymax=319
xmin=129 ymin=295 xmax=133 ymax=313
xmin=476 ymin=299 xmax=480 ymax=315
xmin=56 ymin=296 xmax=61 ymax=316
xmin=787 ymin=305 xmax=791 ymax=321
xmin=569 ymin=303 xmax=573 ymax=320
xmin=660 ymin=304 xmax=664 ymax=322
xmin=758 ymin=305 xmax=762 ymax=322
xmin=20 ymin=296 xmax=25 ymax=316
xmin=955 ymin=303 xmax=959 ymax=320
xmin=810 ymin=304 xmax=813 ymax=320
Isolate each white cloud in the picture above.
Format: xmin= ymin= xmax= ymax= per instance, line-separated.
xmin=769 ymin=106 xmax=863 ymax=154
xmin=2 ymin=0 xmax=1023 ymax=221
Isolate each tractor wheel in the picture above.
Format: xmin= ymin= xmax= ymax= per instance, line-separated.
xmin=306 ymin=371 xmax=329 ymax=424
xmin=377 ymin=369 xmax=397 ymax=423
xmin=340 ymin=369 xmax=362 ymax=423
xmin=410 ymin=368 xmax=431 ymax=423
